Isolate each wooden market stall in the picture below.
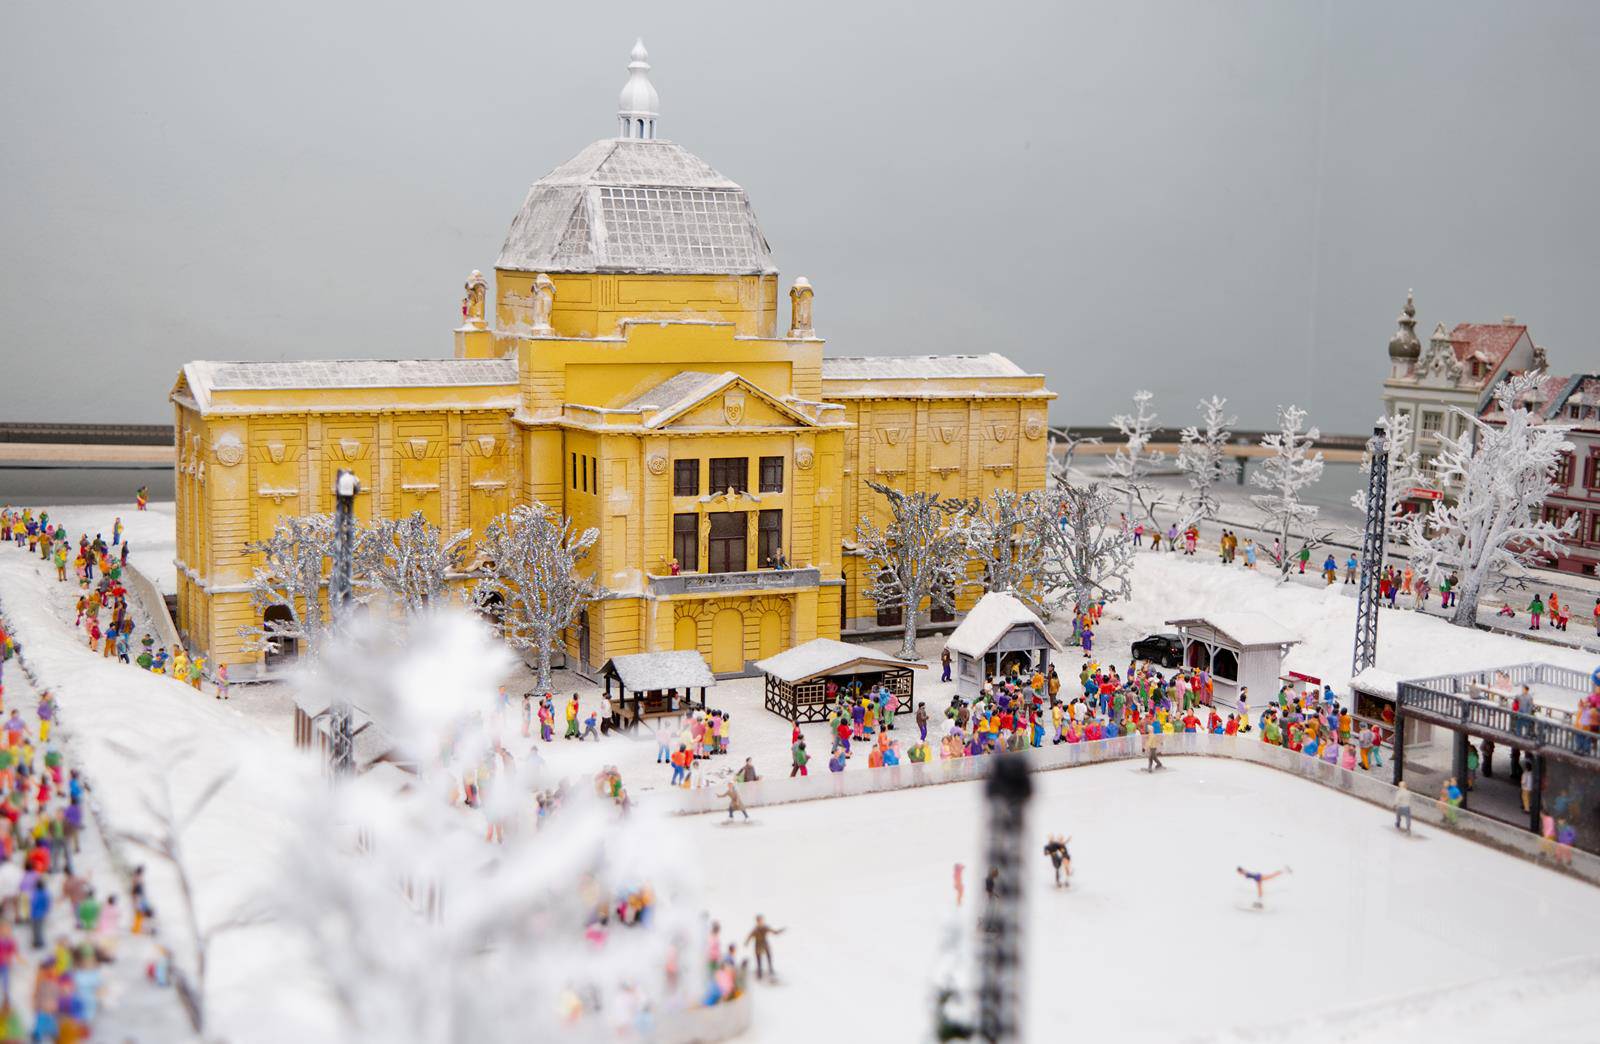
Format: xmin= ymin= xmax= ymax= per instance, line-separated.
xmin=754 ymin=638 xmax=924 ymax=723
xmin=945 ymin=592 xmax=1064 ymax=698
xmin=1166 ymin=612 xmax=1300 ymax=715
xmin=599 ymin=651 xmax=715 ymax=733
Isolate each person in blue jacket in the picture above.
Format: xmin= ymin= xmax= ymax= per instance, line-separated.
xmin=827 ymin=750 xmax=846 ymax=773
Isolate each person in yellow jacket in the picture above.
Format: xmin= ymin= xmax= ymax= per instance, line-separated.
xmin=170 ymin=646 xmax=189 ymax=684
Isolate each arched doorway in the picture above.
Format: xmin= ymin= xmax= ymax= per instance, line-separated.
xmin=758 ymin=610 xmax=783 ymax=659
xmin=711 ymin=608 xmax=744 ymax=674
xmin=263 ymin=605 xmax=297 ymax=667
xmin=674 ymin=616 xmax=698 ymax=652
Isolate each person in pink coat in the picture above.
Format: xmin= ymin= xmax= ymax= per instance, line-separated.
xmin=1339 ymin=743 xmax=1358 ymax=771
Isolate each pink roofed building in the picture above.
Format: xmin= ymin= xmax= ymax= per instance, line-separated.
xmin=1480 ymin=373 xmax=1600 ymax=577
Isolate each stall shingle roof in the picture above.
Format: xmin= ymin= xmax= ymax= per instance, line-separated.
xmin=601 ymin=651 xmax=716 ymax=692
xmin=945 ymin=592 xmax=1063 ymax=659
xmin=754 ymin=638 xmax=924 ymax=684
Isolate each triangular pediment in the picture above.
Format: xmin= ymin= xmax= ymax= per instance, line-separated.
xmin=642 ymin=372 xmax=820 ymax=430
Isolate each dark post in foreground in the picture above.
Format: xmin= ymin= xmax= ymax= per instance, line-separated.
xmin=1352 ymin=424 xmax=1388 ymax=676
xmin=978 ymin=754 xmax=1032 ymax=1044
xmin=329 ymin=468 xmax=360 ymax=776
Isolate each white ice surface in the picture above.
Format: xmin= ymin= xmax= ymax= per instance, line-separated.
xmin=688 ymin=758 xmax=1600 ymax=1043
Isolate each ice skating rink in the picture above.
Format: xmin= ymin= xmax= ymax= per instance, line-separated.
xmin=689 ymin=758 xmax=1600 ymax=1043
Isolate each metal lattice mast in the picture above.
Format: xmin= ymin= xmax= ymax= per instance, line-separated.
xmin=329 ymin=469 xmax=360 ymax=776
xmin=977 ymin=755 xmax=1032 ymax=1044
xmin=1352 ymin=425 xmax=1388 ymax=676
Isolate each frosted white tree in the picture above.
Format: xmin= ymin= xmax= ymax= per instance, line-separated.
xmin=1033 ymin=482 xmax=1135 ymax=629
xmin=1107 ymin=390 xmax=1167 ymax=526
xmin=1175 ymin=395 xmax=1238 ymax=529
xmin=363 ymin=511 xmax=472 ymax=615
xmin=1249 ymin=405 xmax=1328 ymax=580
xmin=855 ymin=481 xmax=972 ymax=659
xmin=475 ymin=503 xmax=600 ymax=692
xmin=1047 ymin=431 xmax=1101 ymax=486
xmin=241 ymin=514 xmax=338 ymax=660
xmin=273 ymin=614 xmax=708 ymax=1044
xmin=105 ymin=741 xmax=260 ymax=1037
xmin=1349 ymin=411 xmax=1425 ymax=551
xmin=1406 ymin=371 xmax=1576 ymax=626
xmin=961 ymin=488 xmax=1056 ymax=618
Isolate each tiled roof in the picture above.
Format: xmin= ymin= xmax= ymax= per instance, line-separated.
xmin=618 ymin=371 xmax=721 ymax=411
xmin=188 ymin=358 xmax=516 ymax=392
xmin=1448 ymin=323 xmax=1526 ymax=369
xmin=822 ymin=354 xmax=1031 ymax=380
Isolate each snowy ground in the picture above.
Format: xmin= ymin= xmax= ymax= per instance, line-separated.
xmin=24 ymin=500 xmax=179 ymax=596
xmin=0 ymin=548 xmax=336 ymax=1042
xmin=689 ymin=757 xmax=1600 ymax=1043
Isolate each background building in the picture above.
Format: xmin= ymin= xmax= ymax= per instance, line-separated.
xmin=1380 ymin=290 xmax=1542 ymax=506
xmin=170 ymin=42 xmax=1053 ymax=679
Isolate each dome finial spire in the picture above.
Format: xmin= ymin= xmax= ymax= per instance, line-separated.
xmin=618 ymin=38 xmax=659 ymax=140
xmin=1388 ymin=287 xmax=1421 ymax=363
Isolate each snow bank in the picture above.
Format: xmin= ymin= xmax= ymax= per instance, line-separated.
xmin=0 ymin=553 xmax=336 ymax=1042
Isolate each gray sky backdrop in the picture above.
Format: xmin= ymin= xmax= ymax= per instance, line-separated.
xmin=3 ymin=0 xmax=1598 ymax=431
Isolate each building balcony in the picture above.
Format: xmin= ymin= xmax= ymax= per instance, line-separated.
xmin=646 ymin=566 xmax=820 ymax=598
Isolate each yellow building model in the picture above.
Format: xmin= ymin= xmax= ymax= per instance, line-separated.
xmin=170 ymin=41 xmax=1054 ymax=679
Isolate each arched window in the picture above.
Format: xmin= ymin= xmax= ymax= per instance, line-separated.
xmin=263 ymin=605 xmax=297 ymax=667
xmin=637 ymin=118 xmax=645 ymax=137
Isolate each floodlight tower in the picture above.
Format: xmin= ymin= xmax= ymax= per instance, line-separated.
xmin=1352 ymin=425 xmax=1388 ymax=676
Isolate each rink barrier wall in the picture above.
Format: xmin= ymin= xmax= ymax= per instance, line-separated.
xmin=121 ymin=558 xmax=182 ymax=652
xmin=666 ymin=732 xmax=1600 ymax=888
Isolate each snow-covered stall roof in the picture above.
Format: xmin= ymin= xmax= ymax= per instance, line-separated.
xmin=946 ymin=592 xmax=1064 ymax=659
xmin=1167 ymin=612 xmax=1301 ymax=649
xmin=601 ymin=650 xmax=716 ymax=692
xmin=822 ymin=354 xmax=1033 ymax=381
xmin=1351 ymin=667 xmax=1403 ymax=698
xmin=754 ymin=638 xmax=925 ymax=684
xmin=496 ymin=138 xmax=775 ymax=276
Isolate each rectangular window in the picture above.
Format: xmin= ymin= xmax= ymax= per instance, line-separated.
xmin=1586 ymin=454 xmax=1600 ymax=491
xmin=590 ymin=456 xmax=598 ymax=494
xmin=758 ymin=509 xmax=783 ymax=567
xmin=1420 ymin=411 xmax=1443 ymax=435
xmin=707 ymin=511 xmax=747 ymax=574
xmin=672 ymin=513 xmax=699 ymax=572
xmin=571 ymin=452 xmax=578 ymax=490
xmin=580 ymin=454 xmax=588 ymax=493
xmin=708 ymin=457 xmax=749 ymax=494
xmin=759 ymin=456 xmax=785 ymax=493
xmin=1555 ymin=452 xmax=1574 ymax=487
xmin=1590 ymin=513 xmax=1600 ymax=545
xmin=673 ymin=459 xmax=700 ymax=497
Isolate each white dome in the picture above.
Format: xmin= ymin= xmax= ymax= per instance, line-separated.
xmin=617 ymin=38 xmax=659 ymax=137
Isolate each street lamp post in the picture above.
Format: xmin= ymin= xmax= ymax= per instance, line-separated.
xmin=329 ymin=468 xmax=360 ymax=776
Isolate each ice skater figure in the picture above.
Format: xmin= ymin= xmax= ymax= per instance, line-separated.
xmin=1144 ymin=728 xmax=1164 ymax=771
xmin=745 ymin=915 xmax=785 ymax=980
xmin=1236 ymin=865 xmax=1288 ymax=909
xmin=952 ymin=862 xmax=965 ymax=906
xmin=717 ymin=780 xmax=749 ymax=821
xmin=1394 ymin=780 xmax=1412 ymax=834
xmin=1043 ymin=835 xmax=1071 ymax=887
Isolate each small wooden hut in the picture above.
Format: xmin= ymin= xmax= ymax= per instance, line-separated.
xmin=754 ymin=638 xmax=923 ymax=722
xmin=599 ymin=651 xmax=715 ymax=732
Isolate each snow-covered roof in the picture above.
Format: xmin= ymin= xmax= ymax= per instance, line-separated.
xmin=1167 ymin=612 xmax=1300 ymax=649
xmin=754 ymin=638 xmax=925 ymax=684
xmin=181 ymin=358 xmax=514 ymax=400
xmin=822 ymin=354 xmax=1032 ymax=381
xmin=601 ymin=650 xmax=716 ymax=692
xmin=496 ymin=138 xmax=775 ymax=276
xmin=1351 ymin=667 xmax=1402 ymax=698
xmin=946 ymin=592 xmax=1064 ymax=659
xmin=620 ymin=371 xmax=722 ymax=411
